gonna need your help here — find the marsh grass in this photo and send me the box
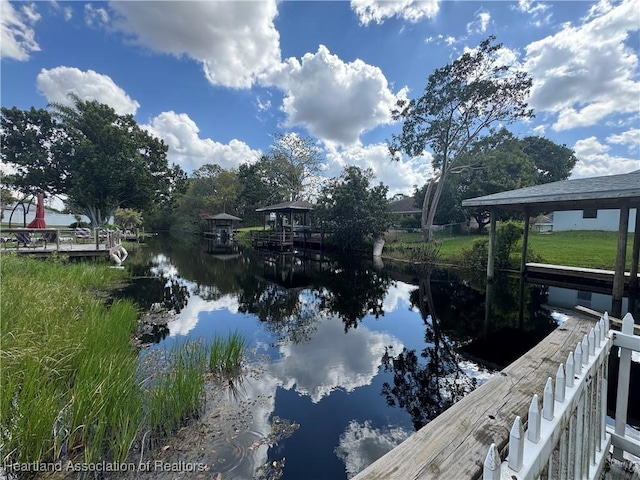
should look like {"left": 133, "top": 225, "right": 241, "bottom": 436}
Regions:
{"left": 0, "top": 255, "right": 217, "bottom": 466}
{"left": 146, "top": 341, "right": 208, "bottom": 437}
{"left": 209, "top": 331, "right": 247, "bottom": 378}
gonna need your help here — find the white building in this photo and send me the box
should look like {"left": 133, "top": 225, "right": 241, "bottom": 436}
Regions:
{"left": 553, "top": 208, "right": 637, "bottom": 232}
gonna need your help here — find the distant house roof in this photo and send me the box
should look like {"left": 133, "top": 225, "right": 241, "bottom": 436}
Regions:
{"left": 462, "top": 170, "right": 640, "bottom": 212}
{"left": 255, "top": 200, "right": 315, "bottom": 212}
{"left": 205, "top": 212, "right": 242, "bottom": 221}
{"left": 390, "top": 197, "right": 421, "bottom": 215}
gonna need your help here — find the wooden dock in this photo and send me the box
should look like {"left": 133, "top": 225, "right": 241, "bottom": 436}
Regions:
{"left": 526, "top": 262, "right": 633, "bottom": 290}
{"left": 2, "top": 228, "right": 120, "bottom": 259}
{"left": 353, "top": 313, "right": 596, "bottom": 480}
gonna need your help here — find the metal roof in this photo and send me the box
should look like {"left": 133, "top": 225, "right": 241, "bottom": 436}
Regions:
{"left": 205, "top": 212, "right": 242, "bottom": 221}
{"left": 462, "top": 170, "right": 640, "bottom": 212}
{"left": 255, "top": 200, "right": 315, "bottom": 212}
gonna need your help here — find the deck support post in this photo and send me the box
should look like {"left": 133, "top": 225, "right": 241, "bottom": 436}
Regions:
{"left": 487, "top": 208, "right": 497, "bottom": 282}
{"left": 518, "top": 210, "right": 531, "bottom": 326}
{"left": 628, "top": 208, "right": 640, "bottom": 315}
{"left": 612, "top": 202, "right": 630, "bottom": 318}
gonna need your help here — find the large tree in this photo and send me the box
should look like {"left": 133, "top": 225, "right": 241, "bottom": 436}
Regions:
{"left": 264, "top": 133, "right": 324, "bottom": 201}
{"left": 1, "top": 106, "right": 69, "bottom": 219}
{"left": 459, "top": 131, "right": 537, "bottom": 232}
{"left": 52, "top": 97, "right": 182, "bottom": 226}
{"left": 237, "top": 156, "right": 288, "bottom": 224}
{"left": 389, "top": 36, "right": 533, "bottom": 241}
{"left": 521, "top": 136, "right": 577, "bottom": 184}
{"left": 1, "top": 98, "right": 184, "bottom": 227}
{"left": 316, "top": 166, "right": 392, "bottom": 251}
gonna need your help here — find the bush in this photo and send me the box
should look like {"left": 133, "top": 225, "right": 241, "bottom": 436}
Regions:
{"left": 459, "top": 220, "right": 531, "bottom": 271}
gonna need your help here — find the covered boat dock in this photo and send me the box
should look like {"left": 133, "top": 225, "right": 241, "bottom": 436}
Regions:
{"left": 462, "top": 170, "right": 640, "bottom": 318}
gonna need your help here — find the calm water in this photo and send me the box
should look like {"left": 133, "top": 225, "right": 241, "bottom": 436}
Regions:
{"left": 115, "top": 236, "right": 575, "bottom": 479}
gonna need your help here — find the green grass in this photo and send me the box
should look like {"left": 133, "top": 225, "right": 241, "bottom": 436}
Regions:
{"left": 146, "top": 341, "right": 208, "bottom": 437}
{"left": 1, "top": 254, "right": 139, "bottom": 464}
{"left": 209, "top": 331, "right": 247, "bottom": 377}
{"left": 383, "top": 230, "right": 635, "bottom": 270}
{"left": 0, "top": 254, "right": 234, "bottom": 465}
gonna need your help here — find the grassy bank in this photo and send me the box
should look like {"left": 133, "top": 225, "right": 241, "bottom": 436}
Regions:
{"left": 1, "top": 254, "right": 246, "bottom": 467}
{"left": 384, "top": 230, "right": 635, "bottom": 270}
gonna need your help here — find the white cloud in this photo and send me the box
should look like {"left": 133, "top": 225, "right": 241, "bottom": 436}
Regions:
{"left": 524, "top": 0, "right": 640, "bottom": 131}
{"left": 109, "top": 1, "right": 281, "bottom": 89}
{"left": 324, "top": 143, "right": 432, "bottom": 196}
{"left": 36, "top": 67, "right": 140, "bottom": 116}
{"left": 572, "top": 136, "right": 640, "bottom": 178}
{"left": 515, "top": 0, "right": 550, "bottom": 15}
{"left": 467, "top": 11, "right": 491, "bottom": 34}
{"left": 335, "top": 421, "right": 410, "bottom": 479}
{"left": 168, "top": 293, "right": 239, "bottom": 337}
{"left": 264, "top": 45, "right": 406, "bottom": 145}
{"left": 142, "top": 111, "right": 261, "bottom": 173}
{"left": 606, "top": 128, "right": 640, "bottom": 152}
{"left": 382, "top": 281, "right": 418, "bottom": 314}
{"left": 272, "top": 318, "right": 403, "bottom": 403}
{"left": 0, "top": 0, "right": 40, "bottom": 61}
{"left": 350, "top": 0, "right": 439, "bottom": 25}
{"left": 84, "top": 3, "right": 109, "bottom": 27}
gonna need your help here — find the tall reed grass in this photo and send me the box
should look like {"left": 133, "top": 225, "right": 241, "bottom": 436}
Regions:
{"left": 1, "top": 255, "right": 249, "bottom": 466}
{"left": 209, "top": 330, "right": 247, "bottom": 377}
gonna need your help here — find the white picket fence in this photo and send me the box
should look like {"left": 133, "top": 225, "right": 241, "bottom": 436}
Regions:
{"left": 483, "top": 312, "right": 640, "bottom": 480}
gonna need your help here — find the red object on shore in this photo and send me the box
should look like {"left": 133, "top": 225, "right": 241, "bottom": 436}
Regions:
{"left": 27, "top": 193, "right": 47, "bottom": 228}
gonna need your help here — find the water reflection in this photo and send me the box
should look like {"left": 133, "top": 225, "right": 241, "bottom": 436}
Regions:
{"left": 118, "top": 237, "right": 587, "bottom": 479}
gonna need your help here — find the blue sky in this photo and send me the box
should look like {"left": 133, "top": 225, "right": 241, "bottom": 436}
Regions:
{"left": 2, "top": 0, "right": 639, "bottom": 197}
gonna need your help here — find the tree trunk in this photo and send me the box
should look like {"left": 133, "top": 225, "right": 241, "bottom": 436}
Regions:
{"left": 421, "top": 177, "right": 437, "bottom": 242}
{"left": 423, "top": 175, "right": 446, "bottom": 243}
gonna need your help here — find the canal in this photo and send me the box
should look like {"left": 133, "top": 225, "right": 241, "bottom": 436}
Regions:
{"left": 114, "top": 235, "right": 633, "bottom": 479}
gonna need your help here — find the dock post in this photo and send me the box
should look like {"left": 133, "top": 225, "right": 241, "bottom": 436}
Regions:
{"left": 518, "top": 210, "right": 531, "bottom": 326}
{"left": 487, "top": 209, "right": 496, "bottom": 282}
{"left": 612, "top": 202, "right": 630, "bottom": 318}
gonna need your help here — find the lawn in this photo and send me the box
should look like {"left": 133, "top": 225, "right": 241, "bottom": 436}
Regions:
{"left": 384, "top": 230, "right": 635, "bottom": 271}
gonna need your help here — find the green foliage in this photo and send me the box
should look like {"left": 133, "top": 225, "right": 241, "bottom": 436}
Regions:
{"left": 460, "top": 220, "right": 524, "bottom": 270}
{"left": 146, "top": 342, "right": 208, "bottom": 437}
{"left": 266, "top": 132, "right": 324, "bottom": 201}
{"left": 521, "top": 136, "right": 577, "bottom": 184}
{"left": 1, "top": 97, "right": 186, "bottom": 227}
{"left": 1, "top": 255, "right": 214, "bottom": 464}
{"left": 209, "top": 331, "right": 247, "bottom": 378}
{"left": 170, "top": 165, "right": 241, "bottom": 236}
{"left": 114, "top": 207, "right": 143, "bottom": 231}
{"left": 389, "top": 36, "right": 533, "bottom": 239}
{"left": 317, "top": 166, "right": 392, "bottom": 251}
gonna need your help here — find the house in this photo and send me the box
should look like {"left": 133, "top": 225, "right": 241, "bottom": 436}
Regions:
{"left": 553, "top": 208, "right": 637, "bottom": 232}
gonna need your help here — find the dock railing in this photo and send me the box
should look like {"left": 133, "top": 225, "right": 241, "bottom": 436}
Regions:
{"left": 484, "top": 312, "right": 640, "bottom": 480}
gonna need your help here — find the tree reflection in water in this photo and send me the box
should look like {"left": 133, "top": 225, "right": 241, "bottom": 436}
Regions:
{"left": 381, "top": 272, "right": 478, "bottom": 430}
{"left": 116, "top": 263, "right": 190, "bottom": 315}
{"left": 315, "top": 257, "right": 392, "bottom": 332}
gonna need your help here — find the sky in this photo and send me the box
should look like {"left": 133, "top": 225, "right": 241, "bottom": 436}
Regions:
{"left": 1, "top": 0, "right": 639, "bottom": 198}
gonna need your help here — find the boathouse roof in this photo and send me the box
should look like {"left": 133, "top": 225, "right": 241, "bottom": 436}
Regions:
{"left": 205, "top": 212, "right": 242, "bottom": 221}
{"left": 462, "top": 170, "right": 640, "bottom": 212}
{"left": 255, "top": 200, "right": 315, "bottom": 212}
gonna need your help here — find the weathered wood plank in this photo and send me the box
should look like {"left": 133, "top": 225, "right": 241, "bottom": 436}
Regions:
{"left": 353, "top": 314, "right": 595, "bottom": 480}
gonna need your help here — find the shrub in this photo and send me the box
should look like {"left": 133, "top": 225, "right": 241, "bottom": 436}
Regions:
{"left": 459, "top": 220, "right": 531, "bottom": 271}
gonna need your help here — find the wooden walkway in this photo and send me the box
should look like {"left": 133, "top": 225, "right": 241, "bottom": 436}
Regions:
{"left": 353, "top": 313, "right": 596, "bottom": 480}
{"left": 526, "top": 262, "right": 633, "bottom": 289}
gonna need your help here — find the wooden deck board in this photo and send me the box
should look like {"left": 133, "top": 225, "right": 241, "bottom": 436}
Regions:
{"left": 526, "top": 262, "right": 632, "bottom": 283}
{"left": 353, "top": 314, "right": 596, "bottom": 480}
